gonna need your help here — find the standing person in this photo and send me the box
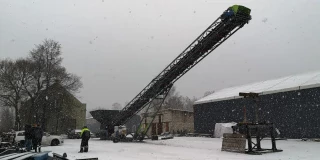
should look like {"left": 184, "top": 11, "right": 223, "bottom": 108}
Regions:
{"left": 79, "top": 126, "right": 91, "bottom": 153}
{"left": 31, "top": 124, "right": 42, "bottom": 152}
{"left": 34, "top": 124, "right": 43, "bottom": 152}
{"left": 24, "top": 124, "right": 32, "bottom": 151}
{"left": 105, "top": 125, "right": 108, "bottom": 139}
{"left": 10, "top": 129, "right": 16, "bottom": 144}
{"left": 31, "top": 124, "right": 37, "bottom": 152}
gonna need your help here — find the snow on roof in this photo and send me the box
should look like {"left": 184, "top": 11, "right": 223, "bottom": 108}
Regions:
{"left": 195, "top": 71, "right": 320, "bottom": 105}
{"left": 163, "top": 108, "right": 193, "bottom": 113}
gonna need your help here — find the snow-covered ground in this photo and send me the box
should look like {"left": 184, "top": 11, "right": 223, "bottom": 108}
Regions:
{"left": 42, "top": 137, "right": 319, "bottom": 160}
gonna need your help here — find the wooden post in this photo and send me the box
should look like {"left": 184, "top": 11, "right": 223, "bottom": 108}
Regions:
{"left": 256, "top": 128, "right": 262, "bottom": 150}
{"left": 243, "top": 105, "right": 247, "bottom": 123}
{"left": 270, "top": 124, "right": 277, "bottom": 151}
{"left": 246, "top": 125, "right": 253, "bottom": 153}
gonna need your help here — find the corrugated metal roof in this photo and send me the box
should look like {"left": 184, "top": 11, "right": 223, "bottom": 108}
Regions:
{"left": 195, "top": 71, "right": 320, "bottom": 105}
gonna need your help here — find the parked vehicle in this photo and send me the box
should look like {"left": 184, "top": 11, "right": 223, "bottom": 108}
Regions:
{"left": 90, "top": 132, "right": 96, "bottom": 138}
{"left": 15, "top": 131, "right": 64, "bottom": 146}
{"left": 159, "top": 132, "right": 174, "bottom": 140}
{"left": 67, "top": 129, "right": 81, "bottom": 139}
{"left": 67, "top": 129, "right": 96, "bottom": 139}
{"left": 1, "top": 132, "right": 16, "bottom": 144}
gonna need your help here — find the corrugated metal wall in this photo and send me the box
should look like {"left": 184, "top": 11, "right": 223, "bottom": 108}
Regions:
{"left": 194, "top": 87, "right": 320, "bottom": 138}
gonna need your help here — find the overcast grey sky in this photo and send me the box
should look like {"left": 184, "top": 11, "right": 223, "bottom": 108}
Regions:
{"left": 1, "top": 0, "right": 320, "bottom": 114}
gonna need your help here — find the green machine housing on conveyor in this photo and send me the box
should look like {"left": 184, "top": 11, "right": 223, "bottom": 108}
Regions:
{"left": 220, "top": 5, "right": 251, "bottom": 23}
{"left": 230, "top": 5, "right": 251, "bottom": 16}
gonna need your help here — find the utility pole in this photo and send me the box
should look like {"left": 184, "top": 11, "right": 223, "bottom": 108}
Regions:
{"left": 239, "top": 92, "right": 259, "bottom": 124}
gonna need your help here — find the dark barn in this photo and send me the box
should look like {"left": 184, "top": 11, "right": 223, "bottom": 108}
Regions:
{"left": 194, "top": 71, "right": 320, "bottom": 139}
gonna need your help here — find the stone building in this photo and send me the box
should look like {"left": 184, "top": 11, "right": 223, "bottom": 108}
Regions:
{"left": 142, "top": 108, "right": 194, "bottom": 136}
{"left": 20, "top": 83, "right": 86, "bottom": 134}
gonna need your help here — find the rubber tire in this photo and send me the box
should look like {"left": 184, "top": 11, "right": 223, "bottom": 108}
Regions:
{"left": 51, "top": 139, "right": 60, "bottom": 146}
{"left": 113, "top": 138, "right": 119, "bottom": 143}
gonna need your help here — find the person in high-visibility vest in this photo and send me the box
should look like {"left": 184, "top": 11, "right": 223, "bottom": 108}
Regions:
{"left": 79, "top": 126, "right": 91, "bottom": 153}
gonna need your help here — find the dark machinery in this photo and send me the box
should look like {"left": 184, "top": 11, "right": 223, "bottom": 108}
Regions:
{"left": 232, "top": 92, "right": 283, "bottom": 154}
{"left": 232, "top": 122, "right": 283, "bottom": 154}
{"left": 111, "top": 5, "right": 252, "bottom": 141}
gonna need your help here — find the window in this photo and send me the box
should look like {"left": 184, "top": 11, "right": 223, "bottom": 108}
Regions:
{"left": 17, "top": 132, "right": 25, "bottom": 136}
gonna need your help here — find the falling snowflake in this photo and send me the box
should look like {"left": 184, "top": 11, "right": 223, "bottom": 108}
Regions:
{"left": 262, "top": 18, "right": 268, "bottom": 23}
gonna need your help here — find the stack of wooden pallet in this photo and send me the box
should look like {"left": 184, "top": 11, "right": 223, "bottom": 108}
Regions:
{"left": 221, "top": 133, "right": 246, "bottom": 153}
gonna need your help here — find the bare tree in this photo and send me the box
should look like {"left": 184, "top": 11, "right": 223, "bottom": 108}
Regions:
{"left": 0, "top": 39, "right": 83, "bottom": 131}
{"left": 21, "top": 39, "right": 83, "bottom": 127}
{"left": 182, "top": 96, "right": 197, "bottom": 112}
{"left": 124, "top": 101, "right": 129, "bottom": 107}
{"left": 165, "top": 96, "right": 184, "bottom": 110}
{"left": 203, "top": 90, "right": 215, "bottom": 97}
{"left": 0, "top": 106, "right": 14, "bottom": 132}
{"left": 166, "top": 86, "right": 177, "bottom": 98}
{"left": 112, "top": 102, "right": 122, "bottom": 110}
{"left": 0, "top": 59, "right": 33, "bottom": 130}
{"left": 29, "top": 39, "right": 63, "bottom": 89}
{"left": 162, "top": 86, "right": 184, "bottom": 110}
{"left": 138, "top": 86, "right": 197, "bottom": 116}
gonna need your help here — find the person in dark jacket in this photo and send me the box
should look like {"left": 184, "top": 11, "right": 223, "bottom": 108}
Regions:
{"left": 24, "top": 124, "right": 32, "bottom": 151}
{"left": 105, "top": 125, "right": 109, "bottom": 139}
{"left": 37, "top": 124, "right": 43, "bottom": 144}
{"left": 36, "top": 124, "right": 43, "bottom": 152}
{"left": 31, "top": 124, "right": 43, "bottom": 152}
{"left": 79, "top": 126, "right": 91, "bottom": 153}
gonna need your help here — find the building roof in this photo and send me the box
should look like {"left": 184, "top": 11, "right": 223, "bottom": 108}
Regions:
{"left": 164, "top": 108, "right": 193, "bottom": 113}
{"left": 195, "top": 71, "right": 320, "bottom": 105}
{"left": 142, "top": 108, "right": 193, "bottom": 117}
